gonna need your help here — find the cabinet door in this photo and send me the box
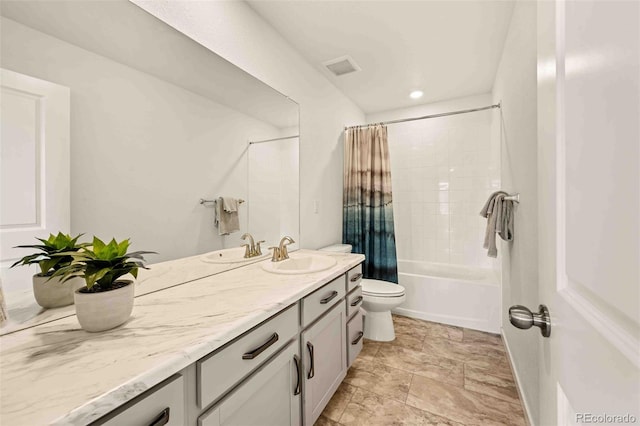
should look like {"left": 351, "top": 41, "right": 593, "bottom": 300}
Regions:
{"left": 198, "top": 340, "right": 301, "bottom": 426}
{"left": 346, "top": 310, "right": 364, "bottom": 367}
{"left": 301, "top": 302, "right": 347, "bottom": 425}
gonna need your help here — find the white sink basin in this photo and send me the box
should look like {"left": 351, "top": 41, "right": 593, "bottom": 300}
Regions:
{"left": 261, "top": 254, "right": 337, "bottom": 275}
{"left": 201, "top": 247, "right": 270, "bottom": 264}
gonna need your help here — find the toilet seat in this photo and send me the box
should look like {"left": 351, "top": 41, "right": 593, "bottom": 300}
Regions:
{"left": 361, "top": 279, "right": 405, "bottom": 297}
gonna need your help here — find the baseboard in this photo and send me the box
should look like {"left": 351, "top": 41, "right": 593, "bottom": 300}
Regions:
{"left": 392, "top": 307, "right": 499, "bottom": 334}
{"left": 501, "top": 328, "right": 535, "bottom": 426}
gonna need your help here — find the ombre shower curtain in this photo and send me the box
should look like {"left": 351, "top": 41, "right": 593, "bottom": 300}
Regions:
{"left": 343, "top": 124, "right": 398, "bottom": 283}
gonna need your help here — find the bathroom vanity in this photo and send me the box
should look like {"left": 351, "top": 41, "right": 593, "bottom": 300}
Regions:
{"left": 0, "top": 250, "right": 365, "bottom": 426}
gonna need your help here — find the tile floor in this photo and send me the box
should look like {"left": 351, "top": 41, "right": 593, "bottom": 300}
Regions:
{"left": 315, "top": 315, "right": 526, "bottom": 426}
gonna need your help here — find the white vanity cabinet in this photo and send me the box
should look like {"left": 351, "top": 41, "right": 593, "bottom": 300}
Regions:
{"left": 301, "top": 302, "right": 347, "bottom": 425}
{"left": 197, "top": 340, "right": 301, "bottom": 426}
{"left": 90, "top": 261, "right": 364, "bottom": 426}
{"left": 95, "top": 375, "right": 185, "bottom": 426}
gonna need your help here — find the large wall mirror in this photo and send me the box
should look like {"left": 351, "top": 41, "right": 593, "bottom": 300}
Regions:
{"left": 0, "top": 1, "right": 299, "bottom": 331}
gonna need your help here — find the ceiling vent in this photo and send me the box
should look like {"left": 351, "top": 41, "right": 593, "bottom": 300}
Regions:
{"left": 322, "top": 55, "right": 361, "bottom": 76}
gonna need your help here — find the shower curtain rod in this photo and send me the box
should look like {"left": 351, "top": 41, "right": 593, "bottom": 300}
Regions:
{"left": 344, "top": 103, "right": 501, "bottom": 130}
{"left": 248, "top": 135, "right": 299, "bottom": 145}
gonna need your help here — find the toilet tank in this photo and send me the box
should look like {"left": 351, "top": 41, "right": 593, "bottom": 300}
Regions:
{"left": 319, "top": 244, "right": 352, "bottom": 253}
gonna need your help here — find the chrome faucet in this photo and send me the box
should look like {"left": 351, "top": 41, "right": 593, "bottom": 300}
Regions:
{"left": 241, "top": 233, "right": 265, "bottom": 258}
{"left": 269, "top": 236, "right": 295, "bottom": 262}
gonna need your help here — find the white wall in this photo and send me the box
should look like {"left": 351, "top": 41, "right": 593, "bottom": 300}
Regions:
{"left": 1, "top": 17, "right": 283, "bottom": 262}
{"left": 367, "top": 94, "right": 500, "bottom": 270}
{"left": 132, "top": 1, "right": 366, "bottom": 250}
{"left": 248, "top": 137, "right": 299, "bottom": 248}
{"left": 491, "top": 1, "right": 539, "bottom": 424}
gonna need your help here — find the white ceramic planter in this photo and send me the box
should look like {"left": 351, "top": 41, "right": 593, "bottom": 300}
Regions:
{"left": 74, "top": 280, "right": 135, "bottom": 332}
{"left": 33, "top": 274, "right": 85, "bottom": 309}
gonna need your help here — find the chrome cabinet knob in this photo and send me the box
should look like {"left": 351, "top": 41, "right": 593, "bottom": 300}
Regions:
{"left": 509, "top": 304, "right": 551, "bottom": 337}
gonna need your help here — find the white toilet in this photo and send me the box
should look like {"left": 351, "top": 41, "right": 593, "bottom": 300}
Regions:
{"left": 320, "top": 244, "right": 406, "bottom": 341}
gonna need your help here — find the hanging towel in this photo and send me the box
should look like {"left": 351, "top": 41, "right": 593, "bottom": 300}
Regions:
{"left": 214, "top": 197, "right": 240, "bottom": 235}
{"left": 222, "top": 197, "right": 238, "bottom": 213}
{"left": 480, "top": 191, "right": 514, "bottom": 258}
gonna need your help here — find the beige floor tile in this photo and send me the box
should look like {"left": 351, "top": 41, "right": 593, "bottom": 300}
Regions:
{"left": 359, "top": 339, "right": 382, "bottom": 361}
{"left": 423, "top": 321, "right": 464, "bottom": 342}
{"left": 407, "top": 375, "right": 525, "bottom": 426}
{"left": 462, "top": 328, "right": 504, "bottom": 349}
{"left": 322, "top": 381, "right": 357, "bottom": 422}
{"left": 340, "top": 388, "right": 459, "bottom": 426}
{"left": 314, "top": 415, "right": 343, "bottom": 426}
{"left": 375, "top": 345, "right": 464, "bottom": 387}
{"left": 344, "top": 357, "right": 413, "bottom": 402}
{"left": 393, "top": 315, "right": 429, "bottom": 339}
{"left": 464, "top": 364, "right": 519, "bottom": 404}
{"left": 380, "top": 333, "right": 426, "bottom": 351}
{"left": 422, "top": 335, "right": 511, "bottom": 374}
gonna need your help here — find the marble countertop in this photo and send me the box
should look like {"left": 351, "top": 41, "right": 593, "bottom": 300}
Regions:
{"left": 0, "top": 250, "right": 364, "bottom": 426}
{"left": 1, "top": 249, "right": 268, "bottom": 335}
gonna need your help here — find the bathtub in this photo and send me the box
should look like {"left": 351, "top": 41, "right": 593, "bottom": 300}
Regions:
{"left": 392, "top": 260, "right": 501, "bottom": 333}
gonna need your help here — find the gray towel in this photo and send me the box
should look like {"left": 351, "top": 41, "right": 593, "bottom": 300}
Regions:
{"left": 222, "top": 197, "right": 238, "bottom": 213}
{"left": 214, "top": 197, "right": 240, "bottom": 235}
{"left": 480, "top": 191, "right": 514, "bottom": 258}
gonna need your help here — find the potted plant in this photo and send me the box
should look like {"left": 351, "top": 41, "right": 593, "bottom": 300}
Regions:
{"left": 53, "top": 237, "right": 154, "bottom": 332}
{"left": 11, "top": 233, "right": 88, "bottom": 309}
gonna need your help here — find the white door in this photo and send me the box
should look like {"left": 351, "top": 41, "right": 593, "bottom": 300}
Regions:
{"left": 537, "top": 1, "right": 639, "bottom": 425}
{"left": 0, "top": 69, "right": 70, "bottom": 297}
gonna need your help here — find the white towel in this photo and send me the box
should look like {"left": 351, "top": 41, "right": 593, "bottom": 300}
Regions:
{"left": 214, "top": 197, "right": 240, "bottom": 235}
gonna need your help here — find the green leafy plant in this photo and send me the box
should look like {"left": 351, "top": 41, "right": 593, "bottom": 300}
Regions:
{"left": 52, "top": 237, "right": 155, "bottom": 293}
{"left": 10, "top": 232, "right": 88, "bottom": 276}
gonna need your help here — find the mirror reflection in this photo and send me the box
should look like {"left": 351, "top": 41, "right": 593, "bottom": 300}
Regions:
{"left": 0, "top": 0, "right": 299, "bottom": 331}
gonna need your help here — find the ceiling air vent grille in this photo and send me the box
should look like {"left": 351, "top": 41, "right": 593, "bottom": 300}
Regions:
{"left": 323, "top": 55, "right": 361, "bottom": 76}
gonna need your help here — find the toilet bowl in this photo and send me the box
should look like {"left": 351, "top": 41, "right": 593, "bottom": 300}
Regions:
{"left": 320, "top": 244, "right": 405, "bottom": 342}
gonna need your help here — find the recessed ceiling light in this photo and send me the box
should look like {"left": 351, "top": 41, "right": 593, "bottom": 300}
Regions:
{"left": 410, "top": 90, "right": 424, "bottom": 99}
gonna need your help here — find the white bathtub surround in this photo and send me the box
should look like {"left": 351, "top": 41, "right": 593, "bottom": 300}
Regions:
{"left": 74, "top": 281, "right": 135, "bottom": 332}
{"left": 367, "top": 94, "right": 500, "bottom": 271}
{"left": 393, "top": 260, "right": 500, "bottom": 333}
{"left": 0, "top": 250, "right": 364, "bottom": 426}
{"left": 32, "top": 275, "right": 84, "bottom": 309}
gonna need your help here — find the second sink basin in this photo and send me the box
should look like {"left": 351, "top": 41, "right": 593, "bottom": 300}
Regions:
{"left": 261, "top": 254, "right": 337, "bottom": 275}
{"left": 201, "top": 247, "right": 270, "bottom": 264}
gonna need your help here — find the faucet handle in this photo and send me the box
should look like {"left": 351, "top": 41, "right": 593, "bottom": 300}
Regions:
{"left": 255, "top": 240, "right": 266, "bottom": 255}
{"left": 241, "top": 244, "right": 251, "bottom": 259}
{"left": 268, "top": 246, "right": 280, "bottom": 262}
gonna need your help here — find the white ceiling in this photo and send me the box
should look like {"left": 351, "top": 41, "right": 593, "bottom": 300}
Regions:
{"left": 248, "top": 1, "right": 515, "bottom": 114}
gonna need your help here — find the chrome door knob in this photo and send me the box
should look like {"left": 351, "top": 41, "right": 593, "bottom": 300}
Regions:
{"left": 509, "top": 304, "right": 551, "bottom": 337}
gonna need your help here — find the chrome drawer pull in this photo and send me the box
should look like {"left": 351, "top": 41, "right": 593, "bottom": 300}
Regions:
{"left": 350, "top": 296, "right": 363, "bottom": 306}
{"left": 307, "top": 342, "right": 315, "bottom": 379}
{"left": 350, "top": 273, "right": 363, "bottom": 282}
{"left": 149, "top": 407, "right": 170, "bottom": 426}
{"left": 320, "top": 290, "right": 338, "bottom": 304}
{"left": 351, "top": 331, "right": 364, "bottom": 345}
{"left": 242, "top": 333, "right": 279, "bottom": 360}
{"left": 293, "top": 354, "right": 301, "bottom": 395}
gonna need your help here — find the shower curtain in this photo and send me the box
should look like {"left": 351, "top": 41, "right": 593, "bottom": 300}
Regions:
{"left": 343, "top": 124, "right": 398, "bottom": 283}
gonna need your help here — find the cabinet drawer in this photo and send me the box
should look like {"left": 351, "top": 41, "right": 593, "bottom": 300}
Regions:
{"left": 197, "top": 304, "right": 299, "bottom": 408}
{"left": 302, "top": 276, "right": 345, "bottom": 328}
{"left": 346, "top": 310, "right": 364, "bottom": 367}
{"left": 198, "top": 340, "right": 301, "bottom": 426}
{"left": 346, "top": 264, "right": 363, "bottom": 293}
{"left": 96, "top": 375, "right": 184, "bottom": 426}
{"left": 346, "top": 286, "right": 363, "bottom": 319}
